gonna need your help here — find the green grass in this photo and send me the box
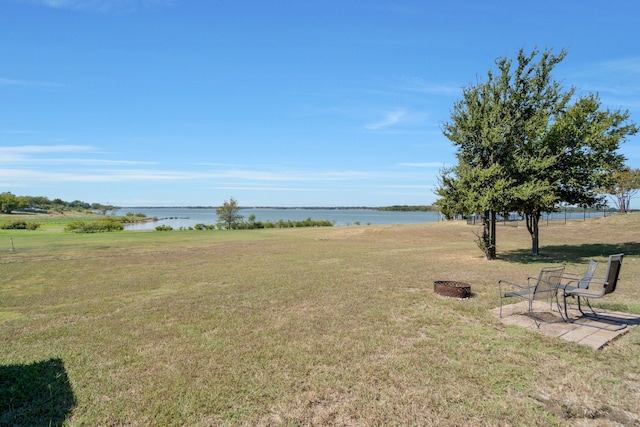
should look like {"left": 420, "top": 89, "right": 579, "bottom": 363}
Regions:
{"left": 1, "top": 213, "right": 639, "bottom": 426}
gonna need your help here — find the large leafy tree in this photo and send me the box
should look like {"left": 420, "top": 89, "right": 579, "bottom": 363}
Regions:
{"left": 0, "top": 192, "right": 26, "bottom": 214}
{"left": 437, "top": 48, "right": 637, "bottom": 257}
{"left": 436, "top": 70, "right": 516, "bottom": 259}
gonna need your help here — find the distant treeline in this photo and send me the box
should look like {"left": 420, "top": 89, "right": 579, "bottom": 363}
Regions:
{"left": 0, "top": 192, "right": 117, "bottom": 214}
{"left": 119, "top": 205, "right": 440, "bottom": 211}
{"left": 375, "top": 205, "right": 438, "bottom": 212}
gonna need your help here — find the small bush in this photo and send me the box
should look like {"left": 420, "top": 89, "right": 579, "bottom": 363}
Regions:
{"left": 0, "top": 220, "right": 41, "bottom": 230}
{"left": 65, "top": 219, "right": 124, "bottom": 233}
{"left": 194, "top": 223, "right": 216, "bottom": 230}
{"left": 155, "top": 225, "right": 173, "bottom": 231}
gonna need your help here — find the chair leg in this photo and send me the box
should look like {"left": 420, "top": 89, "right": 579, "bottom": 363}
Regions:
{"left": 567, "top": 296, "right": 627, "bottom": 331}
{"left": 555, "top": 292, "right": 568, "bottom": 322}
{"left": 563, "top": 292, "right": 572, "bottom": 322}
{"left": 584, "top": 297, "right": 597, "bottom": 316}
{"left": 576, "top": 296, "right": 586, "bottom": 316}
{"left": 528, "top": 299, "right": 542, "bottom": 329}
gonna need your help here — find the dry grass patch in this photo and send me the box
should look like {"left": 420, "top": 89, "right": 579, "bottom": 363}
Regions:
{"left": 1, "top": 215, "right": 639, "bottom": 425}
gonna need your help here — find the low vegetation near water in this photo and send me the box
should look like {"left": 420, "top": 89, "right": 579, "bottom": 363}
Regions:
{"left": 1, "top": 212, "right": 639, "bottom": 425}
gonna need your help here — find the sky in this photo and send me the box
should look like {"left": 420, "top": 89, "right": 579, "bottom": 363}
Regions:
{"left": 1, "top": 0, "right": 639, "bottom": 207}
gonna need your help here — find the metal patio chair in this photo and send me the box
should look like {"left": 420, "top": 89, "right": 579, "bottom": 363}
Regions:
{"left": 499, "top": 266, "right": 566, "bottom": 327}
{"left": 562, "top": 254, "right": 624, "bottom": 326}
{"left": 560, "top": 259, "right": 599, "bottom": 294}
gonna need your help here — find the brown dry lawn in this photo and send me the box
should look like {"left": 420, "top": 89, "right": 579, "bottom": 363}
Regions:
{"left": 1, "top": 212, "right": 639, "bottom": 426}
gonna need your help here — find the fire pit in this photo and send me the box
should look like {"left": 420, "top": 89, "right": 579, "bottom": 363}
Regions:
{"left": 434, "top": 281, "right": 471, "bottom": 299}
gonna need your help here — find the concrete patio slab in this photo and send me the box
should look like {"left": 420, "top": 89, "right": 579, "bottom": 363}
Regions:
{"left": 491, "top": 301, "right": 639, "bottom": 350}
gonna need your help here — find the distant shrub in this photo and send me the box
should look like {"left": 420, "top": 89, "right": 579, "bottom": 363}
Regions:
{"left": 119, "top": 213, "right": 150, "bottom": 224}
{"left": 155, "top": 225, "right": 173, "bottom": 231}
{"left": 0, "top": 220, "right": 41, "bottom": 230}
{"left": 65, "top": 219, "right": 124, "bottom": 233}
{"left": 194, "top": 223, "right": 216, "bottom": 230}
{"left": 230, "top": 217, "right": 334, "bottom": 229}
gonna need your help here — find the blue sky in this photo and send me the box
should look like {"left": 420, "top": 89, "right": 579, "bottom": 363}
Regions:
{"left": 1, "top": 0, "right": 639, "bottom": 207}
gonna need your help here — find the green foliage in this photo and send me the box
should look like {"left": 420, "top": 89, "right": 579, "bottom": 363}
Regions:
{"left": 125, "top": 212, "right": 147, "bottom": 218}
{"left": 118, "top": 213, "right": 149, "bottom": 223}
{"left": 376, "top": 205, "right": 436, "bottom": 212}
{"left": 216, "top": 198, "right": 243, "bottom": 230}
{"left": 240, "top": 217, "right": 334, "bottom": 229}
{"left": 0, "top": 220, "right": 41, "bottom": 230}
{"left": 155, "top": 225, "right": 174, "bottom": 231}
{"left": 601, "top": 167, "right": 640, "bottom": 213}
{"left": 0, "top": 192, "right": 26, "bottom": 214}
{"left": 437, "top": 47, "right": 638, "bottom": 256}
{"left": 4, "top": 194, "right": 117, "bottom": 213}
{"left": 65, "top": 219, "right": 124, "bottom": 233}
{"left": 194, "top": 223, "right": 216, "bottom": 230}
{"left": 192, "top": 217, "right": 334, "bottom": 230}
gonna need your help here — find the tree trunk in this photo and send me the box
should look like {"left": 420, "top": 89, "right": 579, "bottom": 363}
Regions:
{"left": 489, "top": 210, "right": 496, "bottom": 259}
{"left": 525, "top": 212, "right": 541, "bottom": 256}
{"left": 481, "top": 210, "right": 497, "bottom": 260}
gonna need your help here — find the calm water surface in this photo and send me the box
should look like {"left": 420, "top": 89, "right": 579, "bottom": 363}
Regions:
{"left": 117, "top": 208, "right": 441, "bottom": 230}
{"left": 116, "top": 207, "right": 611, "bottom": 231}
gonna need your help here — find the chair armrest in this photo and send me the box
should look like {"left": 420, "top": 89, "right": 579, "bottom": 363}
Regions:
{"left": 565, "top": 286, "right": 607, "bottom": 298}
{"left": 498, "top": 279, "right": 528, "bottom": 291}
{"left": 558, "top": 278, "right": 580, "bottom": 290}
{"left": 563, "top": 278, "right": 607, "bottom": 295}
{"left": 561, "top": 272, "right": 584, "bottom": 280}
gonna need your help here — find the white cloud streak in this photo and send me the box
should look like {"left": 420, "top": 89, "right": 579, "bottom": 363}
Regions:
{"left": 366, "top": 109, "right": 408, "bottom": 130}
{"left": 566, "top": 57, "right": 640, "bottom": 109}
{"left": 28, "top": 0, "right": 175, "bottom": 13}
{"left": 0, "top": 145, "right": 434, "bottom": 198}
{"left": 0, "top": 145, "right": 97, "bottom": 162}
{"left": 397, "top": 78, "right": 461, "bottom": 96}
{"left": 397, "top": 162, "right": 446, "bottom": 168}
{"left": 0, "top": 144, "right": 93, "bottom": 154}
{"left": 0, "top": 166, "right": 420, "bottom": 185}
{"left": 0, "top": 77, "right": 63, "bottom": 87}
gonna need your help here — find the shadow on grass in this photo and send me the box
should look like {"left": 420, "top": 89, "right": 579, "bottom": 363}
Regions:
{"left": 499, "top": 242, "right": 640, "bottom": 264}
{"left": 0, "top": 358, "right": 76, "bottom": 427}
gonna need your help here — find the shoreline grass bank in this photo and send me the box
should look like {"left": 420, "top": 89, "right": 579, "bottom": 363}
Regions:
{"left": 1, "top": 213, "right": 639, "bottom": 425}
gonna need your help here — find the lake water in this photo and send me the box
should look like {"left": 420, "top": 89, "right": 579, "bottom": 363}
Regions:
{"left": 115, "top": 207, "right": 613, "bottom": 231}
{"left": 117, "top": 208, "right": 442, "bottom": 230}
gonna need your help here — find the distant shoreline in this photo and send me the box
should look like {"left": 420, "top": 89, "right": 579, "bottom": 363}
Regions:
{"left": 120, "top": 205, "right": 438, "bottom": 212}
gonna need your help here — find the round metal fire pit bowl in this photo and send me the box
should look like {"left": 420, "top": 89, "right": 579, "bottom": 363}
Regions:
{"left": 434, "top": 281, "right": 471, "bottom": 299}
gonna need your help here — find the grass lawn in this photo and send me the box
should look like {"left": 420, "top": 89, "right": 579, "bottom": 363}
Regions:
{"left": 1, "top": 212, "right": 639, "bottom": 426}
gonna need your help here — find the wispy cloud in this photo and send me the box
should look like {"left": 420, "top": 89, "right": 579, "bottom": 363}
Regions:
{"left": 366, "top": 109, "right": 408, "bottom": 130}
{"left": 25, "top": 0, "right": 175, "bottom": 13}
{"left": 211, "top": 186, "right": 328, "bottom": 193}
{"left": 0, "top": 144, "right": 93, "bottom": 154}
{"left": 0, "top": 168, "right": 198, "bottom": 183}
{"left": 364, "top": 108, "right": 431, "bottom": 132}
{"left": 208, "top": 169, "right": 372, "bottom": 182}
{"left": 0, "top": 165, "right": 400, "bottom": 186}
{"left": 0, "top": 145, "right": 93, "bottom": 161}
{"left": 0, "top": 77, "right": 63, "bottom": 88}
{"left": 396, "top": 162, "right": 447, "bottom": 168}
{"left": 397, "top": 78, "right": 461, "bottom": 96}
{"left": 567, "top": 57, "right": 640, "bottom": 109}
{"left": 598, "top": 57, "right": 640, "bottom": 76}
{"left": 0, "top": 145, "right": 436, "bottom": 202}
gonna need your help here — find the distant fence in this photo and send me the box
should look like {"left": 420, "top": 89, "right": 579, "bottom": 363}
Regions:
{"left": 466, "top": 208, "right": 618, "bottom": 226}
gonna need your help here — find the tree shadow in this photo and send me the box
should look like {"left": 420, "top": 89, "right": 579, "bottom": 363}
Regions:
{"left": 498, "top": 242, "right": 640, "bottom": 264}
{"left": 0, "top": 358, "right": 76, "bottom": 427}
